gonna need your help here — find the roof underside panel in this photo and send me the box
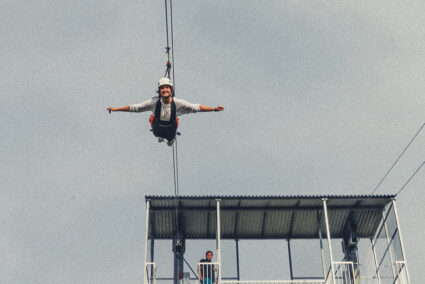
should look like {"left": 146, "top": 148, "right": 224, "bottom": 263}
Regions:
{"left": 146, "top": 195, "right": 394, "bottom": 240}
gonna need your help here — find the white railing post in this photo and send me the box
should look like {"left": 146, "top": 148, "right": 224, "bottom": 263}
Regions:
{"left": 144, "top": 263, "right": 157, "bottom": 284}
{"left": 332, "top": 262, "right": 355, "bottom": 284}
{"left": 317, "top": 212, "right": 327, "bottom": 279}
{"left": 322, "top": 198, "right": 336, "bottom": 284}
{"left": 199, "top": 262, "right": 219, "bottom": 284}
{"left": 216, "top": 199, "right": 222, "bottom": 284}
{"left": 370, "top": 238, "right": 382, "bottom": 284}
{"left": 396, "top": 261, "right": 408, "bottom": 284}
{"left": 220, "top": 280, "right": 326, "bottom": 284}
{"left": 144, "top": 200, "right": 151, "bottom": 284}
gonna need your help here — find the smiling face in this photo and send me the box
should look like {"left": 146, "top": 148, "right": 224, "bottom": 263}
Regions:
{"left": 159, "top": 85, "right": 172, "bottom": 99}
{"left": 206, "top": 251, "right": 213, "bottom": 261}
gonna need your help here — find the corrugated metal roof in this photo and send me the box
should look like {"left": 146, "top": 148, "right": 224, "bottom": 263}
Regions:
{"left": 145, "top": 195, "right": 394, "bottom": 240}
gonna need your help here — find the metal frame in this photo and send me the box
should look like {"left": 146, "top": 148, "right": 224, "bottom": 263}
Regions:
{"left": 235, "top": 239, "right": 240, "bottom": 281}
{"left": 382, "top": 209, "right": 397, "bottom": 280}
{"left": 221, "top": 281, "right": 325, "bottom": 284}
{"left": 370, "top": 238, "right": 382, "bottom": 284}
{"left": 392, "top": 199, "right": 410, "bottom": 283}
{"left": 287, "top": 240, "right": 294, "bottom": 280}
{"left": 143, "top": 196, "right": 410, "bottom": 284}
{"left": 216, "top": 199, "right": 222, "bottom": 284}
{"left": 322, "top": 198, "right": 336, "bottom": 284}
{"left": 317, "top": 211, "right": 327, "bottom": 279}
{"left": 144, "top": 200, "right": 151, "bottom": 284}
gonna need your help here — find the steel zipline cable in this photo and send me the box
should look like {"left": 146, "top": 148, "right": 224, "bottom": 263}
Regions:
{"left": 371, "top": 122, "right": 425, "bottom": 194}
{"left": 163, "top": 0, "right": 179, "bottom": 198}
{"left": 395, "top": 160, "right": 424, "bottom": 196}
{"left": 164, "top": 0, "right": 181, "bottom": 249}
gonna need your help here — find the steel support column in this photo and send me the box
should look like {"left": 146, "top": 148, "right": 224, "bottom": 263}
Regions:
{"left": 317, "top": 211, "right": 326, "bottom": 279}
{"left": 216, "top": 199, "right": 222, "bottom": 284}
{"left": 322, "top": 198, "right": 335, "bottom": 284}
{"left": 287, "top": 239, "right": 294, "bottom": 280}
{"left": 144, "top": 201, "right": 151, "bottom": 284}
{"left": 235, "top": 239, "right": 240, "bottom": 281}
{"left": 370, "top": 238, "right": 382, "bottom": 284}
{"left": 392, "top": 199, "right": 411, "bottom": 283}
{"left": 150, "top": 239, "right": 155, "bottom": 281}
{"left": 382, "top": 210, "right": 397, "bottom": 280}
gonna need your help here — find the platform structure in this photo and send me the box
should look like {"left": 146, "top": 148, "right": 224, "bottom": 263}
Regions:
{"left": 143, "top": 195, "right": 410, "bottom": 284}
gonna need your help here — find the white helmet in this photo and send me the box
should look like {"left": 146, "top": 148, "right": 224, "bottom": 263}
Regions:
{"left": 158, "top": 77, "right": 173, "bottom": 89}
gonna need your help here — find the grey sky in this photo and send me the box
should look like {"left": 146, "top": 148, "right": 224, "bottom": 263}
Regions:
{"left": 1, "top": 0, "right": 424, "bottom": 283}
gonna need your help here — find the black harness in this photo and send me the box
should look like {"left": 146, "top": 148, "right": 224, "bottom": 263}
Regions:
{"left": 151, "top": 98, "right": 178, "bottom": 141}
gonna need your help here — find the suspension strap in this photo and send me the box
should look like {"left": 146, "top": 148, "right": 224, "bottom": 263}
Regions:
{"left": 164, "top": 0, "right": 176, "bottom": 97}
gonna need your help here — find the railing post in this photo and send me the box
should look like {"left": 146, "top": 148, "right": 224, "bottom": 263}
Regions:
{"left": 216, "top": 199, "right": 222, "bottom": 284}
{"left": 322, "top": 198, "right": 335, "bottom": 284}
{"left": 370, "top": 238, "right": 382, "bottom": 284}
{"left": 392, "top": 199, "right": 411, "bottom": 284}
{"left": 144, "top": 200, "right": 151, "bottom": 284}
{"left": 317, "top": 211, "right": 327, "bottom": 279}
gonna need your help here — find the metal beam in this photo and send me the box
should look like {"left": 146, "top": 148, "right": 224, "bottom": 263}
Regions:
{"left": 235, "top": 239, "right": 240, "bottom": 281}
{"left": 288, "top": 201, "right": 300, "bottom": 238}
{"left": 370, "top": 238, "right": 382, "bottom": 284}
{"left": 151, "top": 232, "right": 380, "bottom": 240}
{"left": 216, "top": 199, "right": 222, "bottom": 284}
{"left": 392, "top": 199, "right": 411, "bottom": 283}
{"left": 234, "top": 200, "right": 241, "bottom": 240}
{"left": 317, "top": 211, "right": 326, "bottom": 279}
{"left": 150, "top": 239, "right": 155, "bottom": 281}
{"left": 287, "top": 239, "right": 294, "bottom": 280}
{"left": 144, "top": 201, "right": 150, "bottom": 284}
{"left": 149, "top": 205, "right": 384, "bottom": 212}
{"left": 261, "top": 201, "right": 270, "bottom": 237}
{"left": 322, "top": 198, "right": 335, "bottom": 284}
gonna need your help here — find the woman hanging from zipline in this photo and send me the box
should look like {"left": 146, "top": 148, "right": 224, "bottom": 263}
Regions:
{"left": 107, "top": 77, "right": 224, "bottom": 146}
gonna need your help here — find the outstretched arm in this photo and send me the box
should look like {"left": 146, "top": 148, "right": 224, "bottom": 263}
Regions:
{"left": 107, "top": 106, "right": 130, "bottom": 113}
{"left": 199, "top": 105, "right": 224, "bottom": 112}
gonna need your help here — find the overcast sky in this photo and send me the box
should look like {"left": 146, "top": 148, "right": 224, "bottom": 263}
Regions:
{"left": 1, "top": 0, "right": 424, "bottom": 283}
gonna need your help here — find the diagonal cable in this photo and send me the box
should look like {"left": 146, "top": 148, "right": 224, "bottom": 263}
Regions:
{"left": 372, "top": 122, "right": 425, "bottom": 194}
{"left": 396, "top": 160, "right": 425, "bottom": 195}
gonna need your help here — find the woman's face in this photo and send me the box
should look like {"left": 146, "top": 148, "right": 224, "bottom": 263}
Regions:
{"left": 159, "top": 85, "right": 172, "bottom": 98}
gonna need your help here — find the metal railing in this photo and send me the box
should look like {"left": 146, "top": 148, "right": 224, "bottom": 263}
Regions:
{"left": 198, "top": 262, "right": 219, "bottom": 284}
{"left": 144, "top": 262, "right": 367, "bottom": 284}
{"left": 332, "top": 262, "right": 355, "bottom": 284}
{"left": 395, "top": 261, "right": 408, "bottom": 284}
{"left": 221, "top": 280, "right": 325, "bottom": 284}
{"left": 145, "top": 262, "right": 157, "bottom": 284}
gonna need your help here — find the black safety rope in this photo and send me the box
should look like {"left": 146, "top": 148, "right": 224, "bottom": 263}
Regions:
{"left": 164, "top": 0, "right": 176, "bottom": 95}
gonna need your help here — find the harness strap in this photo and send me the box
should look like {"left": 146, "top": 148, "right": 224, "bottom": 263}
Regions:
{"left": 150, "top": 98, "right": 179, "bottom": 141}
{"left": 151, "top": 98, "right": 178, "bottom": 127}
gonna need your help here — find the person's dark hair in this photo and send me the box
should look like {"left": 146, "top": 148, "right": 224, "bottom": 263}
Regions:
{"left": 206, "top": 250, "right": 213, "bottom": 256}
